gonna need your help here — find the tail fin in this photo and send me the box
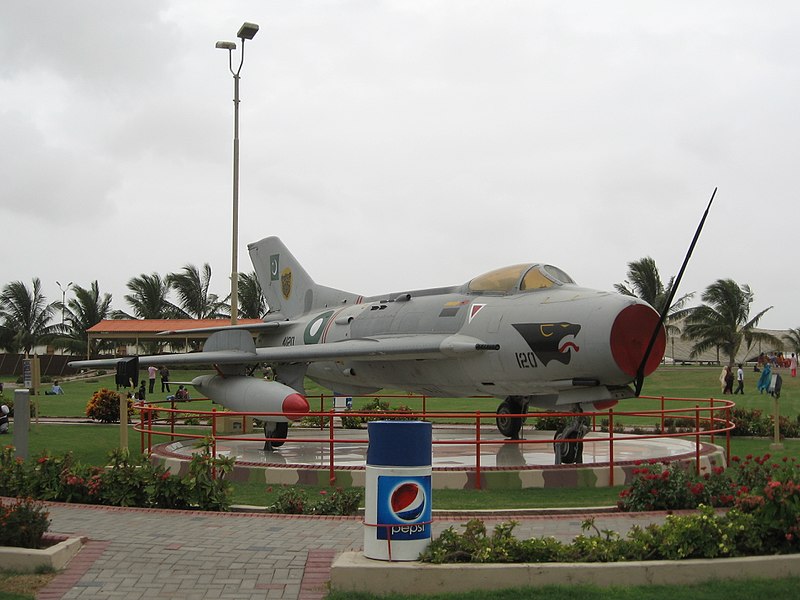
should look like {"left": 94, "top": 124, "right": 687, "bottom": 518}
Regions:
{"left": 248, "top": 236, "right": 362, "bottom": 319}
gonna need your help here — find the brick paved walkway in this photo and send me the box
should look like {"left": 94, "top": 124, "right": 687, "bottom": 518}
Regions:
{"left": 38, "top": 503, "right": 670, "bottom": 599}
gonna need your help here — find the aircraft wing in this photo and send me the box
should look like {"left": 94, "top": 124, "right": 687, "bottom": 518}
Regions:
{"left": 69, "top": 334, "right": 499, "bottom": 370}
{"left": 155, "top": 320, "right": 294, "bottom": 336}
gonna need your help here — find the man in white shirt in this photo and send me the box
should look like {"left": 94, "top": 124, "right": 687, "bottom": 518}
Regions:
{"left": 734, "top": 364, "right": 744, "bottom": 395}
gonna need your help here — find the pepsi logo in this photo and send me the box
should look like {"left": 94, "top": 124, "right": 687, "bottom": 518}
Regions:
{"left": 390, "top": 482, "right": 426, "bottom": 522}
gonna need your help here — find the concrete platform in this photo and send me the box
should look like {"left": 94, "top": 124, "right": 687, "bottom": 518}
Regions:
{"left": 149, "top": 425, "right": 726, "bottom": 489}
{"left": 331, "top": 551, "right": 800, "bottom": 594}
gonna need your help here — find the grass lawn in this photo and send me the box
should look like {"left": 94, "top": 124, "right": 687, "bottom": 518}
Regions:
{"left": 324, "top": 577, "right": 800, "bottom": 600}
{"left": 3, "top": 364, "right": 797, "bottom": 422}
{"left": 0, "top": 366, "right": 798, "bottom": 600}
{"left": 1, "top": 365, "right": 797, "bottom": 510}
{"left": 0, "top": 572, "right": 54, "bottom": 600}
{"left": 7, "top": 417, "right": 791, "bottom": 509}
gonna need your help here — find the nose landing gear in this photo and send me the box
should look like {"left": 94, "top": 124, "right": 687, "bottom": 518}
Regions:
{"left": 553, "top": 411, "right": 590, "bottom": 465}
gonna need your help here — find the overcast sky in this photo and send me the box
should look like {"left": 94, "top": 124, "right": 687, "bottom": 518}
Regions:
{"left": 2, "top": 1, "right": 798, "bottom": 330}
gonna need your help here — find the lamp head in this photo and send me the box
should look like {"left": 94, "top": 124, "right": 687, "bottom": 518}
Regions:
{"left": 237, "top": 22, "right": 259, "bottom": 40}
{"left": 215, "top": 41, "right": 236, "bottom": 50}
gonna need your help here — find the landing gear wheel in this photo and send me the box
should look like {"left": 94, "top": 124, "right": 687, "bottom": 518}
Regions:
{"left": 553, "top": 430, "right": 583, "bottom": 464}
{"left": 553, "top": 414, "right": 589, "bottom": 465}
{"left": 263, "top": 421, "right": 289, "bottom": 452}
{"left": 496, "top": 399, "right": 523, "bottom": 440}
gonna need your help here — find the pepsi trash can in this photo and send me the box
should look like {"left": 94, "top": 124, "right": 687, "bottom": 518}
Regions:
{"left": 364, "top": 421, "right": 432, "bottom": 561}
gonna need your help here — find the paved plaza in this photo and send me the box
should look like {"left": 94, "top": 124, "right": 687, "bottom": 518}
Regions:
{"left": 36, "top": 502, "right": 671, "bottom": 599}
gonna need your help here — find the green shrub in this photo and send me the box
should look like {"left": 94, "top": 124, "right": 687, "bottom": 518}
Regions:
{"left": 86, "top": 388, "right": 134, "bottom": 423}
{"left": 359, "top": 399, "right": 415, "bottom": 422}
{"left": 98, "top": 449, "right": 151, "bottom": 507}
{"left": 730, "top": 408, "right": 772, "bottom": 437}
{"left": 340, "top": 409, "right": 364, "bottom": 429}
{"left": 147, "top": 465, "right": 191, "bottom": 510}
{"left": 0, "top": 445, "right": 26, "bottom": 497}
{"left": 269, "top": 486, "right": 309, "bottom": 514}
{"left": 534, "top": 412, "right": 570, "bottom": 432}
{"left": 597, "top": 418, "right": 625, "bottom": 433}
{"left": 0, "top": 443, "right": 235, "bottom": 512}
{"left": 183, "top": 438, "right": 234, "bottom": 511}
{"left": 735, "top": 475, "right": 800, "bottom": 552}
{"left": 618, "top": 460, "right": 742, "bottom": 512}
{"left": 0, "top": 497, "right": 50, "bottom": 549}
{"left": 421, "top": 507, "right": 771, "bottom": 564}
{"left": 298, "top": 415, "right": 330, "bottom": 428}
{"left": 268, "top": 486, "right": 363, "bottom": 515}
{"left": 1, "top": 393, "right": 37, "bottom": 418}
{"left": 313, "top": 487, "right": 362, "bottom": 515}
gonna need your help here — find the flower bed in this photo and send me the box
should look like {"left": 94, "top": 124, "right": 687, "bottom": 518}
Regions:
{"left": 0, "top": 534, "right": 85, "bottom": 573}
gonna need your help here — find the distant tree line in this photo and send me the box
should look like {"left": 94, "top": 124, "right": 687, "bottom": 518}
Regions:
{"left": 615, "top": 256, "right": 793, "bottom": 366}
{"left": 0, "top": 257, "right": 796, "bottom": 365}
{"left": 0, "top": 264, "right": 266, "bottom": 357}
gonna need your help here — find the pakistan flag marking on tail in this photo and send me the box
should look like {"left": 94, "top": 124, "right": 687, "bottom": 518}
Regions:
{"left": 270, "top": 254, "right": 280, "bottom": 281}
{"left": 304, "top": 310, "right": 335, "bottom": 344}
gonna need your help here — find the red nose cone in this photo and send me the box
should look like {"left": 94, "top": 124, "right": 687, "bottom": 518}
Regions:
{"left": 610, "top": 303, "right": 666, "bottom": 378}
{"left": 282, "top": 393, "right": 310, "bottom": 420}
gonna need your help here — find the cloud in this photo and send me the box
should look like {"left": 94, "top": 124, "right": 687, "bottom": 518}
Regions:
{"left": 0, "top": 110, "right": 118, "bottom": 221}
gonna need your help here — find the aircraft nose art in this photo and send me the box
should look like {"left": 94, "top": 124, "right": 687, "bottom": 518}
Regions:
{"left": 609, "top": 303, "right": 666, "bottom": 378}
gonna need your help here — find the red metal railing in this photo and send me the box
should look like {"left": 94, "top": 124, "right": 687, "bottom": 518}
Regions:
{"left": 133, "top": 394, "right": 736, "bottom": 489}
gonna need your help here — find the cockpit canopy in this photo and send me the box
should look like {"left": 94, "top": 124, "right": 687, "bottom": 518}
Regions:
{"left": 467, "top": 263, "right": 575, "bottom": 294}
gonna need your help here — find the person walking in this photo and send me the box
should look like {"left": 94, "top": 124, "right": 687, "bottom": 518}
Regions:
{"left": 791, "top": 353, "right": 797, "bottom": 378}
{"left": 160, "top": 366, "right": 170, "bottom": 393}
{"left": 757, "top": 362, "right": 773, "bottom": 394}
{"left": 734, "top": 364, "right": 744, "bottom": 394}
{"left": 148, "top": 365, "right": 158, "bottom": 394}
{"left": 723, "top": 366, "right": 734, "bottom": 394}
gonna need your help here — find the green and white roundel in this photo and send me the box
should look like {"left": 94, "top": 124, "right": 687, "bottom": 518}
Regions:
{"left": 304, "top": 310, "right": 334, "bottom": 344}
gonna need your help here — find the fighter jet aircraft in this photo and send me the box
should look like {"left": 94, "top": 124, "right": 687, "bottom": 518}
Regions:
{"left": 70, "top": 188, "right": 714, "bottom": 458}
{"left": 69, "top": 236, "right": 667, "bottom": 454}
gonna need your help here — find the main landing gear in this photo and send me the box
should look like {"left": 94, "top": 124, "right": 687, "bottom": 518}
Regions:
{"left": 495, "top": 396, "right": 529, "bottom": 440}
{"left": 263, "top": 421, "right": 289, "bottom": 452}
{"left": 553, "top": 409, "right": 590, "bottom": 465}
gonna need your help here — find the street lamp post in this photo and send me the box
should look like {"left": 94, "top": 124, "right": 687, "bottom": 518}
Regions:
{"left": 56, "top": 281, "right": 72, "bottom": 324}
{"left": 217, "top": 21, "right": 259, "bottom": 326}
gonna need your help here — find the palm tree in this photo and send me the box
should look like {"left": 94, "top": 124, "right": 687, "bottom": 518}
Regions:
{"left": 783, "top": 328, "right": 800, "bottom": 355}
{"left": 0, "top": 278, "right": 58, "bottom": 355}
{"left": 168, "top": 264, "right": 228, "bottom": 320}
{"left": 51, "top": 281, "right": 114, "bottom": 356}
{"left": 614, "top": 256, "right": 694, "bottom": 336}
{"left": 682, "top": 278, "right": 781, "bottom": 366}
{"left": 114, "top": 273, "right": 179, "bottom": 320}
{"left": 238, "top": 271, "right": 266, "bottom": 319}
